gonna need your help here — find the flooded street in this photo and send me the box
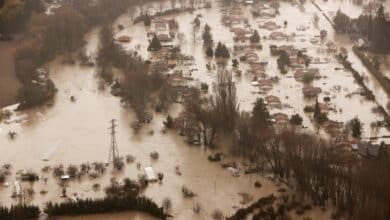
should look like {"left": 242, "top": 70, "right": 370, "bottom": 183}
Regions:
{"left": 0, "top": 0, "right": 389, "bottom": 219}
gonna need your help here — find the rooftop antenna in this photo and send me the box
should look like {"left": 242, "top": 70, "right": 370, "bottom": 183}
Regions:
{"left": 108, "top": 119, "right": 119, "bottom": 164}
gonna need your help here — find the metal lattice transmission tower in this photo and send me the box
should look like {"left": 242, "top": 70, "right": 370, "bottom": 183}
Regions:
{"left": 108, "top": 119, "right": 119, "bottom": 163}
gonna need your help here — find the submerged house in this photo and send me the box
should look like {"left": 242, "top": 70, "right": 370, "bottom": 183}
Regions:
{"left": 271, "top": 112, "right": 289, "bottom": 127}
{"left": 259, "top": 21, "right": 280, "bottom": 31}
{"left": 269, "top": 31, "right": 286, "bottom": 40}
{"left": 358, "top": 141, "right": 381, "bottom": 158}
{"left": 157, "top": 33, "right": 172, "bottom": 42}
{"left": 302, "top": 86, "right": 321, "bottom": 98}
{"left": 265, "top": 95, "right": 281, "bottom": 108}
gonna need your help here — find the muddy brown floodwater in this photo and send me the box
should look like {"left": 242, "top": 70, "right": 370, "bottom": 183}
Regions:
{"left": 0, "top": 0, "right": 389, "bottom": 219}
{"left": 0, "top": 39, "right": 22, "bottom": 108}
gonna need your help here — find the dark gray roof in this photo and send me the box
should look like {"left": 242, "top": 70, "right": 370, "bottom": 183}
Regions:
{"left": 358, "top": 141, "right": 380, "bottom": 158}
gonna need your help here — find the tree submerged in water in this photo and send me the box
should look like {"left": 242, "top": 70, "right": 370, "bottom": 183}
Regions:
{"left": 250, "top": 30, "right": 260, "bottom": 43}
{"left": 202, "top": 24, "right": 213, "bottom": 47}
{"left": 350, "top": 117, "right": 362, "bottom": 138}
{"left": 214, "top": 42, "right": 230, "bottom": 59}
{"left": 148, "top": 35, "right": 162, "bottom": 51}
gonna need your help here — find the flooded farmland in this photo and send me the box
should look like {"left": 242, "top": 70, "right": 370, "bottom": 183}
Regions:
{"left": 0, "top": 0, "right": 390, "bottom": 219}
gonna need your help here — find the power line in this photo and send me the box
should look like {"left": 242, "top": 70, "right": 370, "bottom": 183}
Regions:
{"left": 108, "top": 119, "right": 119, "bottom": 163}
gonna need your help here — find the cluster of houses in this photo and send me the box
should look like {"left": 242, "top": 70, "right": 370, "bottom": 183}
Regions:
{"left": 335, "top": 136, "right": 390, "bottom": 159}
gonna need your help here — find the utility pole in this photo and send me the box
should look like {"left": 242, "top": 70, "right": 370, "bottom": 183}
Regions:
{"left": 108, "top": 119, "right": 119, "bottom": 163}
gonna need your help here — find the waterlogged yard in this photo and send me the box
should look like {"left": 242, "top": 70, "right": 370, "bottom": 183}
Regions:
{"left": 0, "top": 0, "right": 389, "bottom": 219}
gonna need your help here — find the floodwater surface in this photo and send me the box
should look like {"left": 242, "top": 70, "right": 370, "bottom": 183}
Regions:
{"left": 0, "top": 0, "right": 389, "bottom": 219}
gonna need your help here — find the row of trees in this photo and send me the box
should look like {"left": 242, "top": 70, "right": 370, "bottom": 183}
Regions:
{"left": 45, "top": 195, "right": 168, "bottom": 219}
{"left": 334, "top": 5, "right": 390, "bottom": 53}
{"left": 0, "top": 204, "right": 40, "bottom": 220}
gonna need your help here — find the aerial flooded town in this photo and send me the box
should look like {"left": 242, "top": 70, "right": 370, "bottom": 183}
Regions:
{"left": 0, "top": 0, "right": 390, "bottom": 219}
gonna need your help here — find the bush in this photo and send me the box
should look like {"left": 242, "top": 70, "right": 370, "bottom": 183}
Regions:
{"left": 206, "top": 47, "right": 214, "bottom": 57}
{"left": 126, "top": 155, "right": 135, "bottom": 163}
{"left": 113, "top": 159, "right": 125, "bottom": 170}
{"left": 200, "top": 83, "right": 209, "bottom": 91}
{"left": 232, "top": 59, "right": 239, "bottom": 67}
{"left": 208, "top": 153, "right": 223, "bottom": 162}
{"left": 150, "top": 151, "right": 159, "bottom": 160}
{"left": 250, "top": 30, "right": 260, "bottom": 43}
{"left": 193, "top": 202, "right": 202, "bottom": 214}
{"left": 182, "top": 185, "right": 196, "bottom": 198}
{"left": 162, "top": 197, "right": 172, "bottom": 213}
{"left": 157, "top": 172, "right": 164, "bottom": 181}
{"left": 163, "top": 115, "right": 174, "bottom": 128}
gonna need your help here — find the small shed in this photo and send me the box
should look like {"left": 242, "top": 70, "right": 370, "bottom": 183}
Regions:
{"left": 61, "top": 175, "right": 70, "bottom": 180}
{"left": 144, "top": 167, "right": 158, "bottom": 182}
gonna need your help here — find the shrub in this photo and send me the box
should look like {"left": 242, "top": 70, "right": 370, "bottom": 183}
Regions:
{"left": 208, "top": 153, "right": 223, "bottom": 162}
{"left": 150, "top": 151, "right": 159, "bottom": 160}
{"left": 254, "top": 181, "right": 262, "bottom": 188}
{"left": 163, "top": 116, "right": 174, "bottom": 128}
{"left": 206, "top": 47, "right": 214, "bottom": 57}
{"left": 250, "top": 30, "right": 260, "bottom": 43}
{"left": 162, "top": 197, "right": 172, "bottom": 213}
{"left": 113, "top": 159, "right": 125, "bottom": 170}
{"left": 126, "top": 155, "right": 135, "bottom": 163}
{"left": 200, "top": 83, "right": 209, "bottom": 91}
{"left": 157, "top": 172, "right": 164, "bottom": 181}
{"left": 182, "top": 185, "right": 196, "bottom": 198}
